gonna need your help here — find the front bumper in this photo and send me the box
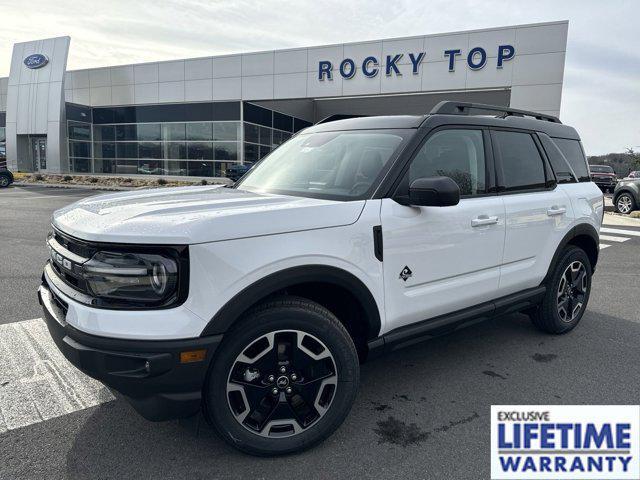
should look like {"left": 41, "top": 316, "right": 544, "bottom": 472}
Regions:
{"left": 593, "top": 177, "right": 617, "bottom": 187}
{"left": 38, "top": 278, "right": 222, "bottom": 421}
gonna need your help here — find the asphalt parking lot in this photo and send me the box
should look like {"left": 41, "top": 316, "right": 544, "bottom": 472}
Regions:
{"left": 1, "top": 185, "right": 639, "bottom": 480}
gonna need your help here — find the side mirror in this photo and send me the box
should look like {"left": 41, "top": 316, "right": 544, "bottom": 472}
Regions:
{"left": 408, "top": 176, "right": 460, "bottom": 207}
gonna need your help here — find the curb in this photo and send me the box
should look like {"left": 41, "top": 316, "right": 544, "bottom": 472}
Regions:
{"left": 13, "top": 182, "right": 134, "bottom": 191}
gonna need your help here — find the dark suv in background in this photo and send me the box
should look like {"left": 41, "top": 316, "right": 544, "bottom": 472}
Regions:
{"left": 589, "top": 164, "right": 617, "bottom": 192}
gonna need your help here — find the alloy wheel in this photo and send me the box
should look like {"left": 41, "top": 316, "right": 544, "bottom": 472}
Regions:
{"left": 226, "top": 329, "right": 337, "bottom": 438}
{"left": 0, "top": 176, "right": 9, "bottom": 187}
{"left": 556, "top": 261, "right": 587, "bottom": 322}
{"left": 617, "top": 195, "right": 633, "bottom": 214}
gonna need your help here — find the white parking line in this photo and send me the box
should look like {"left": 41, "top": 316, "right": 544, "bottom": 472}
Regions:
{"left": 0, "top": 318, "right": 114, "bottom": 434}
{"left": 599, "top": 243, "right": 611, "bottom": 249}
{"left": 601, "top": 227, "right": 640, "bottom": 237}
{"left": 599, "top": 234, "right": 630, "bottom": 243}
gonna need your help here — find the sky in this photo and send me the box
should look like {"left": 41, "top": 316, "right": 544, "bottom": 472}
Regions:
{"left": 0, "top": 0, "right": 638, "bottom": 155}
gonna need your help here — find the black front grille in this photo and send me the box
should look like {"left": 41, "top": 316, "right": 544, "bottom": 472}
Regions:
{"left": 53, "top": 229, "right": 97, "bottom": 259}
{"left": 50, "top": 227, "right": 97, "bottom": 296}
{"left": 50, "top": 258, "right": 91, "bottom": 295}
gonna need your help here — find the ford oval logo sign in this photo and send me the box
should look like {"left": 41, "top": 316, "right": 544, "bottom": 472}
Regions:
{"left": 24, "top": 54, "right": 49, "bottom": 69}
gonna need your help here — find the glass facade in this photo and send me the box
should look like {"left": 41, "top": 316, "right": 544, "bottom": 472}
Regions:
{"left": 90, "top": 120, "right": 240, "bottom": 176}
{"left": 242, "top": 103, "right": 304, "bottom": 164}
{"left": 65, "top": 101, "right": 312, "bottom": 177}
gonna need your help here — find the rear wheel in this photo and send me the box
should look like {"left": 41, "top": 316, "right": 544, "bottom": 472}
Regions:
{"left": 528, "top": 246, "right": 592, "bottom": 334}
{"left": 615, "top": 193, "right": 636, "bottom": 214}
{"left": 204, "top": 297, "right": 359, "bottom": 456}
{"left": 0, "top": 174, "right": 10, "bottom": 188}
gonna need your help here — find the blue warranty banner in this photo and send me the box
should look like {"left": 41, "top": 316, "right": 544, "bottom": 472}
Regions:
{"left": 491, "top": 405, "right": 640, "bottom": 479}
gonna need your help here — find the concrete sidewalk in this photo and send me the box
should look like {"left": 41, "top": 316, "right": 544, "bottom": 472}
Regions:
{"left": 603, "top": 211, "right": 640, "bottom": 227}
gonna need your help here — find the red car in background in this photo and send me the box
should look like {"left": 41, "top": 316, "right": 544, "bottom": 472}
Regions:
{"left": 589, "top": 164, "right": 617, "bottom": 192}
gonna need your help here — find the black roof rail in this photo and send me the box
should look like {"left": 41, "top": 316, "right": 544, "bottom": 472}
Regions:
{"left": 316, "top": 114, "right": 368, "bottom": 124}
{"left": 429, "top": 101, "right": 562, "bottom": 124}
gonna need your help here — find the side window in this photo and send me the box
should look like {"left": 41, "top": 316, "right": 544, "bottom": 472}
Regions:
{"left": 492, "top": 130, "right": 546, "bottom": 191}
{"left": 551, "top": 138, "right": 591, "bottom": 182}
{"left": 408, "top": 129, "right": 486, "bottom": 196}
{"left": 538, "top": 133, "right": 577, "bottom": 184}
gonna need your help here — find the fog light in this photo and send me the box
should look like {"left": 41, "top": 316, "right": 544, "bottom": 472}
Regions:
{"left": 180, "top": 349, "right": 207, "bottom": 364}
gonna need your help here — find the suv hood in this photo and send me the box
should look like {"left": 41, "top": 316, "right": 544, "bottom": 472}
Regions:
{"left": 53, "top": 186, "right": 366, "bottom": 244}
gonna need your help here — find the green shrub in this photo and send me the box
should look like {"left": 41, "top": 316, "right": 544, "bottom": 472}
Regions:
{"left": 88, "top": 177, "right": 98, "bottom": 183}
{"left": 34, "top": 174, "right": 44, "bottom": 181}
{"left": 157, "top": 178, "right": 167, "bottom": 185}
{"left": 200, "top": 179, "right": 207, "bottom": 185}
{"left": 122, "top": 177, "right": 133, "bottom": 183}
{"left": 62, "top": 175, "right": 73, "bottom": 182}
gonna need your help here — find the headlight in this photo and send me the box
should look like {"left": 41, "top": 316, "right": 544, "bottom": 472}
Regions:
{"left": 82, "top": 251, "right": 180, "bottom": 306}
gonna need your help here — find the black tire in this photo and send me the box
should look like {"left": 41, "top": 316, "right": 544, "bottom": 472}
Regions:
{"left": 528, "top": 246, "right": 592, "bottom": 334}
{"left": 0, "top": 174, "right": 10, "bottom": 188}
{"left": 615, "top": 193, "right": 636, "bottom": 214}
{"left": 203, "top": 296, "right": 359, "bottom": 456}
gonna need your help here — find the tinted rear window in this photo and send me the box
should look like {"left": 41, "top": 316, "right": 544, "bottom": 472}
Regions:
{"left": 493, "top": 130, "right": 546, "bottom": 191}
{"left": 552, "top": 138, "right": 590, "bottom": 182}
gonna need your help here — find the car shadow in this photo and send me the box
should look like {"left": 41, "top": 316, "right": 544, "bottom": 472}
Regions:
{"left": 64, "top": 311, "right": 640, "bottom": 479}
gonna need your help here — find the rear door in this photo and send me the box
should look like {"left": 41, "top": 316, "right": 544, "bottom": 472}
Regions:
{"left": 492, "top": 129, "right": 573, "bottom": 295}
{"left": 380, "top": 127, "right": 506, "bottom": 332}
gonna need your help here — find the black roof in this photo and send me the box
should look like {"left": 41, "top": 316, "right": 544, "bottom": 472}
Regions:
{"left": 304, "top": 101, "right": 580, "bottom": 141}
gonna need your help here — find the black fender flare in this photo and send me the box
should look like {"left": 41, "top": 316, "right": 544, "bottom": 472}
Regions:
{"left": 542, "top": 223, "right": 600, "bottom": 284}
{"left": 613, "top": 188, "right": 638, "bottom": 204}
{"left": 200, "top": 265, "right": 382, "bottom": 339}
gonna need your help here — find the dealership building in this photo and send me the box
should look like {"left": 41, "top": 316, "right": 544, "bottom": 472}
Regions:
{"left": 0, "top": 21, "right": 568, "bottom": 178}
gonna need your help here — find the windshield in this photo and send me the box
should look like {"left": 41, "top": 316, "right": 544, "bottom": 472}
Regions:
{"left": 236, "top": 129, "right": 410, "bottom": 200}
{"left": 589, "top": 165, "right": 613, "bottom": 173}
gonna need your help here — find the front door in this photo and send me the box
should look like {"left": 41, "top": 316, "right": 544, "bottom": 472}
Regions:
{"left": 381, "top": 127, "right": 506, "bottom": 332}
{"left": 30, "top": 136, "right": 47, "bottom": 171}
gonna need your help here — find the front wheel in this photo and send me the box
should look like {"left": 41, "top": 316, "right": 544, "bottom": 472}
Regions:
{"left": 528, "top": 246, "right": 592, "bottom": 334}
{"left": 0, "top": 175, "right": 10, "bottom": 188}
{"left": 204, "top": 297, "right": 359, "bottom": 456}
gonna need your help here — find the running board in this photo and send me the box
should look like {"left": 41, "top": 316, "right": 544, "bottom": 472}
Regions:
{"left": 367, "top": 285, "right": 546, "bottom": 360}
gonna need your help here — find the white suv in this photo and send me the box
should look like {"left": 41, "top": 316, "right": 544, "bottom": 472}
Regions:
{"left": 39, "top": 102, "right": 603, "bottom": 455}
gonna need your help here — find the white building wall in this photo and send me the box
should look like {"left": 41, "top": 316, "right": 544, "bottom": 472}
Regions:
{"left": 59, "top": 21, "right": 568, "bottom": 118}
{"left": 5, "top": 36, "right": 70, "bottom": 172}
{"left": 0, "top": 77, "right": 7, "bottom": 110}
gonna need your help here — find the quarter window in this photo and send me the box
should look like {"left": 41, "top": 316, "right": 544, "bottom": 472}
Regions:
{"left": 538, "top": 133, "right": 577, "bottom": 184}
{"left": 408, "top": 129, "right": 486, "bottom": 196}
{"left": 551, "top": 138, "right": 590, "bottom": 182}
{"left": 493, "top": 130, "right": 546, "bottom": 191}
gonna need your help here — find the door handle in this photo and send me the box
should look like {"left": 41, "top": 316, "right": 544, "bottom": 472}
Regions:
{"left": 547, "top": 206, "right": 566, "bottom": 216}
{"left": 471, "top": 215, "right": 499, "bottom": 227}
